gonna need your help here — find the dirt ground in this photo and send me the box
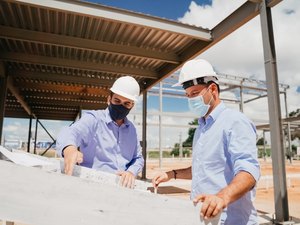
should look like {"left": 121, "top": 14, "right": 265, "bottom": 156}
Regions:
{"left": 145, "top": 158, "right": 300, "bottom": 219}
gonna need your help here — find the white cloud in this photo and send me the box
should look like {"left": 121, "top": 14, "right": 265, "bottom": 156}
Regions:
{"left": 3, "top": 124, "right": 19, "bottom": 133}
{"left": 179, "top": 0, "right": 246, "bottom": 29}
{"left": 178, "top": 0, "right": 300, "bottom": 122}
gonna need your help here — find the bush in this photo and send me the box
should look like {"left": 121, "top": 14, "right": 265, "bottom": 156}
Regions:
{"left": 147, "top": 151, "right": 171, "bottom": 158}
{"left": 170, "top": 148, "right": 191, "bottom": 157}
{"left": 257, "top": 147, "right": 271, "bottom": 158}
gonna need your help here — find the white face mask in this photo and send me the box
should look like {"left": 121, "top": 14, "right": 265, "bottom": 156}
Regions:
{"left": 188, "top": 88, "right": 212, "bottom": 118}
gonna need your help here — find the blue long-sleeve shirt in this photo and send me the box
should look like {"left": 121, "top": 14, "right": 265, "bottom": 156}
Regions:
{"left": 56, "top": 109, "right": 144, "bottom": 176}
{"left": 191, "top": 102, "right": 260, "bottom": 225}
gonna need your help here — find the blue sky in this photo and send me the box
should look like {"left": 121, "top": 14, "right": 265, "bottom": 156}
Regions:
{"left": 89, "top": 0, "right": 212, "bottom": 20}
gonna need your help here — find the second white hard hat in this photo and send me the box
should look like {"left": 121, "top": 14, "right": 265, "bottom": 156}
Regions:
{"left": 110, "top": 76, "right": 140, "bottom": 102}
{"left": 173, "top": 59, "right": 218, "bottom": 89}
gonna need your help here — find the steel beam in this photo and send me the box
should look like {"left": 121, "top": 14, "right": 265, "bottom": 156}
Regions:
{"left": 7, "top": 76, "right": 36, "bottom": 118}
{"left": 259, "top": 0, "right": 289, "bottom": 222}
{"left": 0, "top": 26, "right": 179, "bottom": 64}
{"left": 244, "top": 94, "right": 268, "bottom": 103}
{"left": 0, "top": 52, "right": 158, "bottom": 79}
{"left": 10, "top": 70, "right": 115, "bottom": 87}
{"left": 14, "top": 0, "right": 211, "bottom": 41}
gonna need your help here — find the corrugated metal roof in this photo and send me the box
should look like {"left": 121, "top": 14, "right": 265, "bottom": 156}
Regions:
{"left": 0, "top": 0, "right": 212, "bottom": 120}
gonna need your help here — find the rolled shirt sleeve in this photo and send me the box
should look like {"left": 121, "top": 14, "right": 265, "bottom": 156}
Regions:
{"left": 56, "top": 113, "right": 96, "bottom": 157}
{"left": 56, "top": 109, "right": 144, "bottom": 175}
{"left": 228, "top": 114, "right": 260, "bottom": 182}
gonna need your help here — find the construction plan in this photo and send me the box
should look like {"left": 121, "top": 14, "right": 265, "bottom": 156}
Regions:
{"left": 0, "top": 146, "right": 220, "bottom": 225}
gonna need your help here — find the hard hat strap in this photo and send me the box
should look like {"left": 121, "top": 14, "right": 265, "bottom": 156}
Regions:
{"left": 183, "top": 77, "right": 205, "bottom": 89}
{"left": 182, "top": 76, "right": 218, "bottom": 89}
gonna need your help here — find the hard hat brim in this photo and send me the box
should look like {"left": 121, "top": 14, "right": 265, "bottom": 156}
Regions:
{"left": 110, "top": 87, "right": 138, "bottom": 102}
{"left": 172, "top": 76, "right": 219, "bottom": 89}
{"left": 172, "top": 82, "right": 182, "bottom": 87}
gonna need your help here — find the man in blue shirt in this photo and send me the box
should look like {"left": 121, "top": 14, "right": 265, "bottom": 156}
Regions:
{"left": 152, "top": 59, "right": 260, "bottom": 224}
{"left": 56, "top": 76, "right": 144, "bottom": 188}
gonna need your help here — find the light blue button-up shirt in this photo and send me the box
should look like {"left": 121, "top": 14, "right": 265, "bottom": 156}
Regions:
{"left": 191, "top": 102, "right": 260, "bottom": 225}
{"left": 56, "top": 109, "right": 144, "bottom": 176}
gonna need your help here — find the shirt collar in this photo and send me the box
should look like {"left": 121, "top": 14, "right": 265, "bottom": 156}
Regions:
{"left": 209, "top": 101, "right": 226, "bottom": 121}
{"left": 104, "top": 108, "right": 130, "bottom": 127}
{"left": 198, "top": 101, "right": 226, "bottom": 126}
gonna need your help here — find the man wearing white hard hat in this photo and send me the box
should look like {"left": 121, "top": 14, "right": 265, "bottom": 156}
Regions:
{"left": 152, "top": 59, "right": 260, "bottom": 224}
{"left": 56, "top": 76, "right": 144, "bottom": 188}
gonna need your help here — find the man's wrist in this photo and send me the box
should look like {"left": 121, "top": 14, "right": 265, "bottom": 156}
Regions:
{"left": 62, "top": 145, "right": 76, "bottom": 158}
{"left": 172, "top": 170, "right": 177, "bottom": 179}
{"left": 167, "top": 170, "right": 177, "bottom": 180}
{"left": 216, "top": 190, "right": 230, "bottom": 207}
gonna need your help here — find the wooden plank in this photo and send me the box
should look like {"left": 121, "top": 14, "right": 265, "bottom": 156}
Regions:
{"left": 0, "top": 159, "right": 220, "bottom": 225}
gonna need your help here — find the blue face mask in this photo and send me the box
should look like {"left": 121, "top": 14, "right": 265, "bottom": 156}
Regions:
{"left": 108, "top": 103, "right": 131, "bottom": 121}
{"left": 188, "top": 88, "right": 212, "bottom": 118}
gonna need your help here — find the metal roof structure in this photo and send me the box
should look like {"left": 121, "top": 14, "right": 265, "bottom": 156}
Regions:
{"left": 0, "top": 0, "right": 213, "bottom": 121}
{"left": 0, "top": 0, "right": 281, "bottom": 121}
{"left": 256, "top": 116, "right": 300, "bottom": 135}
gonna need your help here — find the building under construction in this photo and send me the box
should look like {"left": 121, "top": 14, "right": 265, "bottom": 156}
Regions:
{"left": 0, "top": 0, "right": 299, "bottom": 224}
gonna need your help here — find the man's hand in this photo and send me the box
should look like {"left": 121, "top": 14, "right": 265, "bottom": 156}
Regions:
{"left": 63, "top": 146, "right": 83, "bottom": 176}
{"left": 116, "top": 171, "right": 136, "bottom": 189}
{"left": 193, "top": 194, "right": 227, "bottom": 219}
{"left": 152, "top": 171, "right": 172, "bottom": 188}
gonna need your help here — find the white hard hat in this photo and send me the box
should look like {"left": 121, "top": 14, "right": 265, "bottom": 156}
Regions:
{"left": 110, "top": 76, "right": 140, "bottom": 101}
{"left": 173, "top": 59, "right": 218, "bottom": 89}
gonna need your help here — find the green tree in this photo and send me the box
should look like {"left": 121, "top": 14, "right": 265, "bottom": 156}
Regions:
{"left": 182, "top": 119, "right": 198, "bottom": 147}
{"left": 288, "top": 108, "right": 300, "bottom": 140}
{"left": 256, "top": 137, "right": 266, "bottom": 145}
{"left": 289, "top": 108, "right": 300, "bottom": 117}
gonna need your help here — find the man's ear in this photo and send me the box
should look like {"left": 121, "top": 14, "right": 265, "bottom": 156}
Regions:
{"left": 131, "top": 102, "right": 135, "bottom": 109}
{"left": 107, "top": 95, "right": 111, "bottom": 105}
{"left": 211, "top": 83, "right": 218, "bottom": 95}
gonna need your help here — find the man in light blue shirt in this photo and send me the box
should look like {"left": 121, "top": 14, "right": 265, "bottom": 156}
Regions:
{"left": 56, "top": 76, "right": 144, "bottom": 188}
{"left": 152, "top": 59, "right": 260, "bottom": 224}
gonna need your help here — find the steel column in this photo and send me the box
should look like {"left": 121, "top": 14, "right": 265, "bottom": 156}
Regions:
{"left": 259, "top": 0, "right": 290, "bottom": 222}
{"left": 0, "top": 67, "right": 7, "bottom": 144}
{"left": 159, "top": 82, "right": 163, "bottom": 168}
{"left": 284, "top": 92, "right": 292, "bottom": 159}
{"left": 141, "top": 91, "right": 147, "bottom": 179}
{"left": 27, "top": 116, "right": 32, "bottom": 153}
{"left": 34, "top": 119, "right": 38, "bottom": 154}
{"left": 263, "top": 130, "right": 267, "bottom": 161}
{"left": 239, "top": 80, "right": 244, "bottom": 112}
{"left": 179, "top": 132, "right": 183, "bottom": 159}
